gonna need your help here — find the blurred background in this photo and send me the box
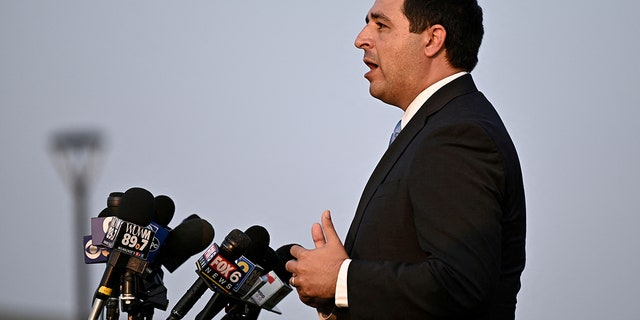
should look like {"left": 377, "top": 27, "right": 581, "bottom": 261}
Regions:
{"left": 1, "top": 0, "right": 639, "bottom": 319}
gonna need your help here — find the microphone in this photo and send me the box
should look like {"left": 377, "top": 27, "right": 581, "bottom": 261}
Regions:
{"left": 167, "top": 229, "right": 251, "bottom": 320}
{"left": 144, "top": 195, "right": 175, "bottom": 265}
{"left": 221, "top": 243, "right": 296, "bottom": 320}
{"left": 90, "top": 192, "right": 124, "bottom": 320}
{"left": 120, "top": 194, "right": 177, "bottom": 318}
{"left": 194, "top": 226, "right": 272, "bottom": 320}
{"left": 233, "top": 225, "right": 274, "bottom": 297}
{"left": 217, "top": 249, "right": 280, "bottom": 320}
{"left": 274, "top": 243, "right": 296, "bottom": 280}
{"left": 152, "top": 195, "right": 175, "bottom": 227}
{"left": 83, "top": 192, "right": 124, "bottom": 264}
{"left": 245, "top": 244, "right": 295, "bottom": 311}
{"left": 158, "top": 216, "right": 215, "bottom": 273}
{"left": 89, "top": 187, "right": 156, "bottom": 320}
{"left": 101, "top": 192, "right": 124, "bottom": 217}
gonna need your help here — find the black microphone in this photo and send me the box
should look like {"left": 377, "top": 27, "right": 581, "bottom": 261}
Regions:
{"left": 89, "top": 187, "right": 155, "bottom": 320}
{"left": 84, "top": 192, "right": 122, "bottom": 265}
{"left": 167, "top": 229, "right": 251, "bottom": 320}
{"left": 159, "top": 217, "right": 215, "bottom": 273}
{"left": 143, "top": 195, "right": 176, "bottom": 265}
{"left": 221, "top": 243, "right": 295, "bottom": 320}
{"left": 99, "top": 192, "right": 124, "bottom": 217}
{"left": 152, "top": 195, "right": 175, "bottom": 227}
{"left": 274, "top": 243, "right": 296, "bottom": 281}
{"left": 96, "top": 192, "right": 124, "bottom": 320}
{"left": 235, "top": 225, "right": 274, "bottom": 297}
{"left": 121, "top": 194, "right": 178, "bottom": 318}
{"left": 239, "top": 244, "right": 296, "bottom": 313}
{"left": 218, "top": 248, "right": 280, "bottom": 320}
{"left": 194, "top": 226, "right": 272, "bottom": 320}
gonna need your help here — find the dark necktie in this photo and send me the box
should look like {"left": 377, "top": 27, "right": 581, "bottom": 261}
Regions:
{"left": 389, "top": 120, "right": 401, "bottom": 146}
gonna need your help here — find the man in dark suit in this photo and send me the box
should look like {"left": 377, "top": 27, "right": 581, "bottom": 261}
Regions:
{"left": 285, "top": 0, "right": 526, "bottom": 319}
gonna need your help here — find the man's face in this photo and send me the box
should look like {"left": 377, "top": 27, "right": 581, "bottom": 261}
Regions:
{"left": 355, "top": 0, "right": 428, "bottom": 109}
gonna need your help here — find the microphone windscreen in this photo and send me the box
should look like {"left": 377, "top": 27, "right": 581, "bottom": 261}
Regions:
{"left": 98, "top": 207, "right": 113, "bottom": 217}
{"left": 153, "top": 195, "right": 175, "bottom": 227}
{"left": 245, "top": 225, "right": 270, "bottom": 247}
{"left": 183, "top": 213, "right": 201, "bottom": 221}
{"left": 220, "top": 229, "right": 252, "bottom": 260}
{"left": 275, "top": 243, "right": 296, "bottom": 262}
{"left": 118, "top": 187, "right": 155, "bottom": 226}
{"left": 161, "top": 218, "right": 215, "bottom": 272}
{"left": 242, "top": 225, "right": 271, "bottom": 263}
{"left": 274, "top": 243, "right": 297, "bottom": 280}
{"left": 259, "top": 246, "right": 279, "bottom": 273}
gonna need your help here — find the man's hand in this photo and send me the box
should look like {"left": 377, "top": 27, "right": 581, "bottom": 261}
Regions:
{"left": 285, "top": 210, "right": 349, "bottom": 308}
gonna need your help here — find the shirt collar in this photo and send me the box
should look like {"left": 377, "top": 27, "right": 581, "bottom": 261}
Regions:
{"left": 400, "top": 71, "right": 468, "bottom": 129}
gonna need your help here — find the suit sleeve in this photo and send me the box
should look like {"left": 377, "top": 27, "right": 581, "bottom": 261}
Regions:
{"left": 346, "top": 122, "right": 506, "bottom": 319}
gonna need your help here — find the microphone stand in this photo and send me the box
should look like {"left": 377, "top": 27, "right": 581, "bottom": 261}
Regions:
{"left": 105, "top": 297, "right": 120, "bottom": 320}
{"left": 125, "top": 267, "right": 170, "bottom": 320}
{"left": 194, "top": 292, "right": 228, "bottom": 320}
{"left": 121, "top": 271, "right": 144, "bottom": 320}
{"left": 220, "top": 302, "right": 261, "bottom": 320}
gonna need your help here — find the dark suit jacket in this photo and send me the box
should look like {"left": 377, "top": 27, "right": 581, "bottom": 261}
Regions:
{"left": 337, "top": 74, "right": 526, "bottom": 319}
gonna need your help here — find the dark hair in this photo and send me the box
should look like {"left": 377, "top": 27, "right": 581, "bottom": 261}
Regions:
{"left": 403, "top": 0, "right": 484, "bottom": 71}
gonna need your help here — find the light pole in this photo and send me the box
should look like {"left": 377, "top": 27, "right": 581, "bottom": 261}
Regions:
{"left": 50, "top": 129, "right": 105, "bottom": 320}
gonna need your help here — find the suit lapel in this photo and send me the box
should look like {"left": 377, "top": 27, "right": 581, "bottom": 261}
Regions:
{"left": 344, "top": 74, "right": 478, "bottom": 252}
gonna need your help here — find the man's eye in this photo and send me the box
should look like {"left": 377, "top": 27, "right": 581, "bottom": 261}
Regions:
{"left": 376, "top": 22, "right": 387, "bottom": 29}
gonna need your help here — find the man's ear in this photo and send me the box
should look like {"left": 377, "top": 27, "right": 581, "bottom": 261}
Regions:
{"left": 424, "top": 24, "right": 446, "bottom": 57}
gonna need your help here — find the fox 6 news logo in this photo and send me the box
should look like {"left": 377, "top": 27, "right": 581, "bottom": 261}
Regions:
{"left": 203, "top": 254, "right": 252, "bottom": 292}
{"left": 210, "top": 255, "right": 242, "bottom": 283}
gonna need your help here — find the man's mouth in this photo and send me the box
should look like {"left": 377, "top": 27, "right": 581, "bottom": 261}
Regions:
{"left": 364, "top": 58, "right": 379, "bottom": 70}
{"left": 363, "top": 58, "right": 379, "bottom": 81}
